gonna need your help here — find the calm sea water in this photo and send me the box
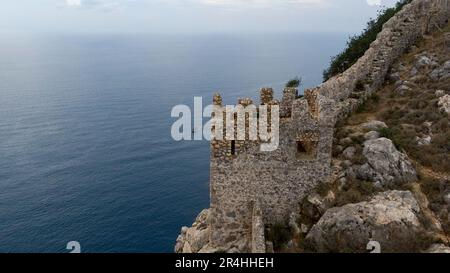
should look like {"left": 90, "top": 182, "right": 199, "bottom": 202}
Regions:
{"left": 0, "top": 33, "right": 345, "bottom": 252}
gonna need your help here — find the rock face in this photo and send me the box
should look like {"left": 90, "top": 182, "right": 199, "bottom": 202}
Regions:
{"left": 424, "top": 244, "right": 450, "bottom": 253}
{"left": 175, "top": 209, "right": 216, "bottom": 253}
{"left": 438, "top": 94, "right": 450, "bottom": 114}
{"left": 306, "top": 191, "right": 425, "bottom": 253}
{"left": 429, "top": 61, "right": 450, "bottom": 81}
{"left": 356, "top": 138, "right": 417, "bottom": 185}
{"left": 360, "top": 120, "right": 388, "bottom": 131}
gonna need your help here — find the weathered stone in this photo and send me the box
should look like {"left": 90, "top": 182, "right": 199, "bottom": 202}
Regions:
{"left": 303, "top": 191, "right": 336, "bottom": 219}
{"left": 360, "top": 120, "right": 388, "bottom": 131}
{"left": 357, "top": 138, "right": 417, "bottom": 185}
{"left": 389, "top": 72, "right": 401, "bottom": 82}
{"left": 410, "top": 66, "right": 419, "bottom": 77}
{"left": 186, "top": 227, "right": 210, "bottom": 253}
{"left": 416, "top": 135, "right": 432, "bottom": 146}
{"left": 424, "top": 244, "right": 450, "bottom": 253}
{"left": 395, "top": 84, "right": 412, "bottom": 95}
{"left": 182, "top": 242, "right": 193, "bottom": 253}
{"left": 415, "top": 55, "right": 432, "bottom": 68}
{"left": 429, "top": 61, "right": 450, "bottom": 81}
{"left": 306, "top": 191, "right": 424, "bottom": 253}
{"left": 339, "top": 137, "right": 353, "bottom": 146}
{"left": 435, "top": 90, "right": 445, "bottom": 98}
{"left": 364, "top": 131, "right": 380, "bottom": 140}
{"left": 438, "top": 94, "right": 450, "bottom": 114}
{"left": 342, "top": 146, "right": 356, "bottom": 160}
{"left": 443, "top": 193, "right": 450, "bottom": 205}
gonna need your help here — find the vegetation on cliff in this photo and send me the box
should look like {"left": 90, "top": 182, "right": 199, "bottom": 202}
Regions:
{"left": 323, "top": 0, "right": 412, "bottom": 81}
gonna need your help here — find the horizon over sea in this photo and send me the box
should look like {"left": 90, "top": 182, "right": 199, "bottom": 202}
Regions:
{"left": 0, "top": 32, "right": 346, "bottom": 252}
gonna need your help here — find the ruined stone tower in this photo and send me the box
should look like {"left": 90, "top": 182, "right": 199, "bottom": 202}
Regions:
{"left": 209, "top": 88, "right": 336, "bottom": 250}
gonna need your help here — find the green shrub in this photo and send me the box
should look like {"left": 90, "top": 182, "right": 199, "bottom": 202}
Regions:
{"left": 323, "top": 0, "right": 412, "bottom": 81}
{"left": 286, "top": 77, "right": 302, "bottom": 88}
{"left": 378, "top": 127, "right": 394, "bottom": 139}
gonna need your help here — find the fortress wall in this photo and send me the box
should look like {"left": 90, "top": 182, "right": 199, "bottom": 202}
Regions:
{"left": 318, "top": 0, "right": 450, "bottom": 121}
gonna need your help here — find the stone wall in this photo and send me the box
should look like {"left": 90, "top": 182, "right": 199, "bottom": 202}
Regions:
{"left": 251, "top": 202, "right": 266, "bottom": 253}
{"left": 204, "top": 0, "right": 450, "bottom": 252}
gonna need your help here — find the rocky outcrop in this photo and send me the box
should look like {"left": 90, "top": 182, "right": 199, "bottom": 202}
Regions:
{"left": 306, "top": 191, "right": 426, "bottom": 253}
{"left": 356, "top": 138, "right": 417, "bottom": 185}
{"left": 429, "top": 61, "right": 450, "bottom": 81}
{"left": 438, "top": 94, "right": 450, "bottom": 114}
{"left": 175, "top": 209, "right": 216, "bottom": 253}
{"left": 360, "top": 120, "right": 387, "bottom": 131}
{"left": 424, "top": 244, "right": 450, "bottom": 253}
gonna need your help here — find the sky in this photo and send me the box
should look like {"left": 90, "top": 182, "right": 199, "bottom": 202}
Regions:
{"left": 0, "top": 0, "right": 401, "bottom": 34}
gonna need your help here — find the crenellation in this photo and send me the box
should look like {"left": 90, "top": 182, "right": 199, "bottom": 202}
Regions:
{"left": 260, "top": 88, "right": 274, "bottom": 105}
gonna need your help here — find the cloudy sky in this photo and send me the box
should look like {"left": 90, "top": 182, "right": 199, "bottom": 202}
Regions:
{"left": 0, "top": 0, "right": 400, "bottom": 34}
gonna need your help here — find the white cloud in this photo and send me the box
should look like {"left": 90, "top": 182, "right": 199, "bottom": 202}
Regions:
{"left": 65, "top": 0, "right": 120, "bottom": 11}
{"left": 66, "top": 0, "right": 82, "bottom": 6}
{"left": 193, "top": 0, "right": 328, "bottom": 8}
{"left": 366, "top": 0, "right": 382, "bottom": 6}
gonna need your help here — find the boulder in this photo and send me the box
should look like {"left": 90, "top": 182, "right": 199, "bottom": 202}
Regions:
{"left": 342, "top": 146, "right": 357, "bottom": 160}
{"left": 306, "top": 191, "right": 425, "bottom": 253}
{"left": 364, "top": 131, "right": 380, "bottom": 140}
{"left": 175, "top": 209, "right": 211, "bottom": 253}
{"left": 424, "top": 244, "right": 450, "bottom": 253}
{"left": 416, "top": 55, "right": 432, "bottom": 68}
{"left": 438, "top": 94, "right": 450, "bottom": 114}
{"left": 435, "top": 90, "right": 445, "bottom": 98}
{"left": 360, "top": 120, "right": 388, "bottom": 131}
{"left": 356, "top": 138, "right": 417, "bottom": 185}
{"left": 302, "top": 191, "right": 336, "bottom": 220}
{"left": 429, "top": 61, "right": 450, "bottom": 81}
{"left": 443, "top": 193, "right": 450, "bottom": 205}
{"left": 395, "top": 84, "right": 412, "bottom": 95}
{"left": 416, "top": 135, "right": 432, "bottom": 146}
{"left": 389, "top": 72, "right": 401, "bottom": 82}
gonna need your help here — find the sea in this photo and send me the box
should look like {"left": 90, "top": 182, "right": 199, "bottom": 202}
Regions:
{"left": 0, "top": 32, "right": 346, "bottom": 252}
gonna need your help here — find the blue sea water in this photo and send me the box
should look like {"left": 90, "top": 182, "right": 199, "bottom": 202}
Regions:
{"left": 0, "top": 33, "right": 345, "bottom": 252}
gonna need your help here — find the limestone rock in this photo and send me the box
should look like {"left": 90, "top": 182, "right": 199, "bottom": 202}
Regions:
{"left": 360, "top": 120, "right": 388, "bottom": 131}
{"left": 429, "top": 61, "right": 450, "bottom": 81}
{"left": 435, "top": 90, "right": 445, "bottom": 98}
{"left": 438, "top": 94, "right": 450, "bottom": 114}
{"left": 395, "top": 84, "right": 412, "bottom": 95}
{"left": 356, "top": 138, "right": 417, "bottom": 185}
{"left": 306, "top": 191, "right": 424, "bottom": 253}
{"left": 364, "top": 131, "right": 380, "bottom": 140}
{"left": 443, "top": 193, "right": 450, "bottom": 205}
{"left": 415, "top": 55, "right": 432, "bottom": 68}
{"left": 342, "top": 146, "right": 356, "bottom": 160}
{"left": 424, "top": 244, "right": 450, "bottom": 253}
{"left": 303, "top": 191, "right": 336, "bottom": 220}
{"left": 389, "top": 72, "right": 401, "bottom": 82}
{"left": 416, "top": 135, "right": 432, "bottom": 146}
{"left": 175, "top": 209, "right": 211, "bottom": 253}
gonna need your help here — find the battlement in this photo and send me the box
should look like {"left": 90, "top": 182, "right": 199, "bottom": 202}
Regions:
{"left": 210, "top": 87, "right": 330, "bottom": 160}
